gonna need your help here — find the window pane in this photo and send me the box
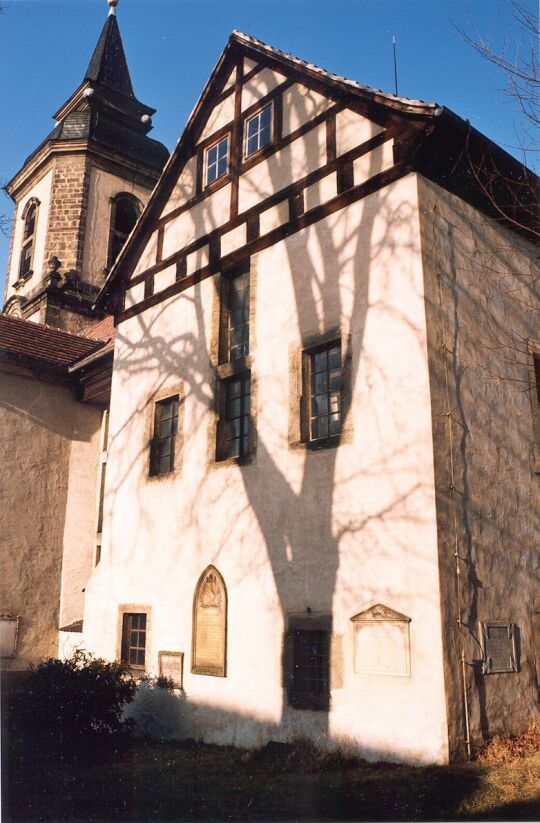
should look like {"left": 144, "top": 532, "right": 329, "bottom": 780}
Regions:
{"left": 314, "top": 351, "right": 327, "bottom": 372}
{"left": 312, "top": 394, "right": 328, "bottom": 416}
{"left": 328, "top": 347, "right": 341, "bottom": 370}
{"left": 247, "top": 117, "right": 258, "bottom": 138}
{"left": 207, "top": 145, "right": 217, "bottom": 165}
{"left": 247, "top": 135, "right": 258, "bottom": 156}
{"left": 260, "top": 104, "right": 271, "bottom": 128}
{"left": 314, "top": 371, "right": 328, "bottom": 394}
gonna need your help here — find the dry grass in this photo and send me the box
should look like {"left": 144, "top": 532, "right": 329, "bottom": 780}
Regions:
{"left": 474, "top": 722, "right": 540, "bottom": 764}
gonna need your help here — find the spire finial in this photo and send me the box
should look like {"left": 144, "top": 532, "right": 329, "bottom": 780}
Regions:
{"left": 108, "top": 0, "right": 118, "bottom": 16}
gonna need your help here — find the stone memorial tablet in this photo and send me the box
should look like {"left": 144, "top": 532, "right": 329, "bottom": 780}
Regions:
{"left": 481, "top": 622, "right": 517, "bottom": 674}
{"left": 158, "top": 651, "right": 184, "bottom": 687}
{"left": 0, "top": 615, "right": 19, "bottom": 658}
{"left": 351, "top": 604, "right": 411, "bottom": 677}
{"left": 192, "top": 566, "right": 227, "bottom": 676}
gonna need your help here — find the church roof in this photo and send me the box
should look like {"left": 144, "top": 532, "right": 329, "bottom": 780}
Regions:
{"left": 0, "top": 314, "right": 106, "bottom": 371}
{"left": 84, "top": 13, "right": 135, "bottom": 99}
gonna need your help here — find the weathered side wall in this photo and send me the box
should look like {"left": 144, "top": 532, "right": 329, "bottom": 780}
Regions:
{"left": 418, "top": 175, "right": 540, "bottom": 758}
{"left": 84, "top": 173, "right": 450, "bottom": 764}
{"left": 0, "top": 369, "right": 101, "bottom": 668}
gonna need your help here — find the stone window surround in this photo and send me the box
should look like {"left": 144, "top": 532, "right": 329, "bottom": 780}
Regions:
{"left": 14, "top": 196, "right": 40, "bottom": 288}
{"left": 288, "top": 326, "right": 353, "bottom": 450}
{"left": 144, "top": 382, "right": 185, "bottom": 482}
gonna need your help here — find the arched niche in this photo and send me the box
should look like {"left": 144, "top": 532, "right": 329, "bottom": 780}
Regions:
{"left": 192, "top": 565, "right": 227, "bottom": 677}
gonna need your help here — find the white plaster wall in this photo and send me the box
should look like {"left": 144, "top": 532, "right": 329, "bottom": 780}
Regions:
{"left": 198, "top": 94, "right": 235, "bottom": 143}
{"left": 160, "top": 156, "right": 197, "bottom": 219}
{"left": 336, "top": 109, "right": 384, "bottom": 157}
{"left": 162, "top": 184, "right": 231, "bottom": 260}
{"left": 83, "top": 173, "right": 449, "bottom": 764}
{"left": 6, "top": 169, "right": 53, "bottom": 299}
{"left": 282, "top": 84, "right": 333, "bottom": 137}
{"left": 241, "top": 67, "right": 287, "bottom": 111}
{"left": 133, "top": 230, "right": 159, "bottom": 278}
{"left": 82, "top": 166, "right": 151, "bottom": 285}
{"left": 238, "top": 124, "right": 326, "bottom": 213}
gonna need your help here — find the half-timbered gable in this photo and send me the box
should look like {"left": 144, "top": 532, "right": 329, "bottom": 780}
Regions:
{"left": 100, "top": 32, "right": 443, "bottom": 323}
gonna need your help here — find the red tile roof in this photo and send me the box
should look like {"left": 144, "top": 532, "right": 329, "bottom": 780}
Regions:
{"left": 0, "top": 314, "right": 104, "bottom": 369}
{"left": 84, "top": 315, "right": 115, "bottom": 343}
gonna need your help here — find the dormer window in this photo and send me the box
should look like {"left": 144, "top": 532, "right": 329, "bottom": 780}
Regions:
{"left": 107, "top": 193, "right": 141, "bottom": 269}
{"left": 18, "top": 199, "right": 39, "bottom": 281}
{"left": 245, "top": 103, "right": 272, "bottom": 158}
{"left": 205, "top": 136, "right": 230, "bottom": 187}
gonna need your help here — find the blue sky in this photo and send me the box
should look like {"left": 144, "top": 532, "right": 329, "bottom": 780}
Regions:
{"left": 0, "top": 0, "right": 536, "bottom": 284}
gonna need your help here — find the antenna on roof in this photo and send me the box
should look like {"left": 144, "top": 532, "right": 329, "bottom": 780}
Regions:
{"left": 392, "top": 35, "right": 399, "bottom": 96}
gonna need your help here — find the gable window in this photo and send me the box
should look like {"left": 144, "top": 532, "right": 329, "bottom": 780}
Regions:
{"left": 205, "top": 136, "right": 230, "bottom": 187}
{"left": 245, "top": 103, "right": 272, "bottom": 157}
{"left": 121, "top": 612, "right": 147, "bottom": 669}
{"left": 107, "top": 194, "right": 141, "bottom": 269}
{"left": 215, "top": 266, "right": 252, "bottom": 462}
{"left": 18, "top": 199, "right": 39, "bottom": 281}
{"left": 150, "top": 395, "right": 179, "bottom": 476}
{"left": 303, "top": 340, "right": 342, "bottom": 443}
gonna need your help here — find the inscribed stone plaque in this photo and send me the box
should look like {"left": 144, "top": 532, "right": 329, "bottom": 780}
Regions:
{"left": 192, "top": 567, "right": 226, "bottom": 676}
{"left": 351, "top": 604, "right": 411, "bottom": 677}
{"left": 481, "top": 622, "right": 517, "bottom": 674}
{"left": 0, "top": 615, "right": 19, "bottom": 658}
{"left": 158, "top": 651, "right": 184, "bottom": 687}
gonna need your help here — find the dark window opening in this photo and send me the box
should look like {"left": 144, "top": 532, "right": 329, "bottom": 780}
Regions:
{"left": 108, "top": 195, "right": 140, "bottom": 268}
{"left": 150, "top": 396, "right": 179, "bottom": 476}
{"left": 19, "top": 202, "right": 37, "bottom": 280}
{"left": 96, "top": 463, "right": 106, "bottom": 533}
{"left": 289, "top": 629, "right": 330, "bottom": 711}
{"left": 534, "top": 353, "right": 540, "bottom": 405}
{"left": 121, "top": 613, "right": 147, "bottom": 668}
{"left": 305, "top": 340, "right": 342, "bottom": 443}
{"left": 95, "top": 544, "right": 101, "bottom": 566}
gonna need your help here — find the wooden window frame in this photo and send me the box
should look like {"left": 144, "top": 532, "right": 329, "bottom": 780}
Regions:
{"left": 121, "top": 612, "right": 148, "bottom": 670}
{"left": 215, "top": 262, "right": 253, "bottom": 463}
{"left": 301, "top": 338, "right": 343, "bottom": 448}
{"left": 216, "top": 372, "right": 252, "bottom": 463}
{"left": 149, "top": 395, "right": 180, "bottom": 477}
{"left": 204, "top": 134, "right": 231, "bottom": 189}
{"left": 243, "top": 101, "right": 274, "bottom": 160}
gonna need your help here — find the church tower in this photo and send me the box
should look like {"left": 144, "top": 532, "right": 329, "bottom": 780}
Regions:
{"left": 2, "top": 0, "right": 168, "bottom": 332}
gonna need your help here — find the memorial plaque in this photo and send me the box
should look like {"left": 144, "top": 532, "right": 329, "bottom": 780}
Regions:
{"left": 0, "top": 615, "right": 19, "bottom": 658}
{"left": 158, "top": 651, "right": 184, "bottom": 688}
{"left": 351, "top": 604, "right": 411, "bottom": 677}
{"left": 192, "top": 567, "right": 227, "bottom": 676}
{"left": 481, "top": 622, "right": 517, "bottom": 674}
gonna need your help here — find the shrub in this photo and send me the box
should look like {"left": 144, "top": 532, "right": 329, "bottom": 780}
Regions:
{"left": 122, "top": 676, "right": 185, "bottom": 741}
{"left": 12, "top": 650, "right": 136, "bottom": 743}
